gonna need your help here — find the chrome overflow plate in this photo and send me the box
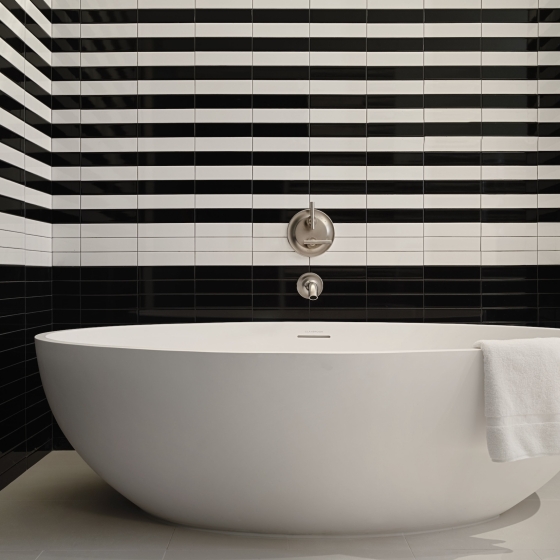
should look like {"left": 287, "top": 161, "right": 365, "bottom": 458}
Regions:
{"left": 287, "top": 202, "right": 335, "bottom": 257}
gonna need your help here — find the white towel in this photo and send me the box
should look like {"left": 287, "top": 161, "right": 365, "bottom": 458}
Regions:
{"left": 474, "top": 337, "right": 560, "bottom": 463}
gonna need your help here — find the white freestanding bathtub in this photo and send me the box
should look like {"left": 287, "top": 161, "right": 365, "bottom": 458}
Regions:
{"left": 36, "top": 322, "right": 560, "bottom": 536}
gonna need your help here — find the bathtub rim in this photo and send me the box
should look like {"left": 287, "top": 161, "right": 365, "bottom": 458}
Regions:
{"left": 34, "top": 321, "right": 560, "bottom": 355}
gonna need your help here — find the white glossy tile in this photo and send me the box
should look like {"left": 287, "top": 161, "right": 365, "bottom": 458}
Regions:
{"left": 424, "top": 237, "right": 481, "bottom": 252}
{"left": 424, "top": 167, "right": 481, "bottom": 181}
{"left": 253, "top": 223, "right": 290, "bottom": 238}
{"left": 368, "top": 237, "right": 423, "bottom": 251}
{"left": 424, "top": 252, "right": 481, "bottom": 266}
{"left": 421, "top": 223, "right": 476, "bottom": 239}
{"left": 139, "top": 23, "right": 194, "bottom": 37}
{"left": 481, "top": 194, "right": 537, "bottom": 209}
{"left": 485, "top": 80, "right": 537, "bottom": 94}
{"left": 138, "top": 252, "right": 194, "bottom": 266}
{"left": 254, "top": 0, "right": 308, "bottom": 7}
{"left": 367, "top": 251, "right": 423, "bottom": 266}
{"left": 482, "top": 237, "right": 537, "bottom": 251}
{"left": 425, "top": 52, "right": 480, "bottom": 66}
{"left": 482, "top": 23, "right": 538, "bottom": 37}
{"left": 311, "top": 195, "right": 366, "bottom": 209}
{"left": 52, "top": 238, "right": 80, "bottom": 252}
{"left": 539, "top": 252, "right": 560, "bottom": 265}
{"left": 484, "top": 223, "right": 537, "bottom": 237}
{"left": 424, "top": 194, "right": 480, "bottom": 209}
{"left": 81, "top": 253, "right": 138, "bottom": 267}
{"left": 311, "top": 52, "right": 366, "bottom": 66}
{"left": 195, "top": 252, "right": 252, "bottom": 266}
{"left": 483, "top": 251, "right": 538, "bottom": 265}
{"left": 253, "top": 237, "right": 292, "bottom": 252}
{"left": 253, "top": 252, "right": 309, "bottom": 266}
{"left": 428, "top": 0, "right": 479, "bottom": 8}
{"left": 0, "top": 499, "right": 173, "bottom": 550}
{"left": 139, "top": 223, "right": 194, "bottom": 238}
{"left": 309, "top": 251, "right": 367, "bottom": 266}
{"left": 53, "top": 224, "right": 80, "bottom": 238}
{"left": 367, "top": 194, "right": 423, "bottom": 209}
{"left": 195, "top": 238, "right": 252, "bottom": 252}
{"left": 138, "top": 195, "right": 194, "bottom": 209}
{"left": 53, "top": 253, "right": 80, "bottom": 267}
{"left": 367, "top": 24, "right": 423, "bottom": 37}
{"left": 81, "top": 224, "right": 137, "bottom": 238}
{"left": 425, "top": 80, "right": 481, "bottom": 95}
{"left": 81, "top": 196, "right": 137, "bottom": 210}
{"left": 368, "top": 223, "right": 424, "bottom": 237}
{"left": 482, "top": 51, "right": 537, "bottom": 66}
{"left": 253, "top": 23, "right": 310, "bottom": 37}
{"left": 536, "top": 238, "right": 560, "bottom": 251}
{"left": 81, "top": 238, "right": 138, "bottom": 252}
{"left": 252, "top": 195, "right": 306, "bottom": 211}
{"left": 311, "top": 166, "right": 367, "bottom": 181}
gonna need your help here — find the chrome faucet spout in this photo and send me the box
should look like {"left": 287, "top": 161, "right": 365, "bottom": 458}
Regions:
{"left": 297, "top": 273, "right": 323, "bottom": 300}
{"left": 307, "top": 281, "right": 319, "bottom": 301}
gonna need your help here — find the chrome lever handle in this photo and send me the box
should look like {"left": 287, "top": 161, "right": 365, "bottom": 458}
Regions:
{"left": 303, "top": 239, "right": 333, "bottom": 245}
{"left": 308, "top": 201, "right": 316, "bottom": 230}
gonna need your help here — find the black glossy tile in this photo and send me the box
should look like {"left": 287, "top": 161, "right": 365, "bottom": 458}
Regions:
{"left": 254, "top": 9, "right": 308, "bottom": 23}
{"left": 483, "top": 9, "right": 537, "bottom": 23}
{"left": 426, "top": 38, "right": 481, "bottom": 52}
{"left": 367, "top": 308, "right": 423, "bottom": 322}
{"left": 368, "top": 9, "right": 423, "bottom": 23}
{"left": 310, "top": 308, "right": 367, "bottom": 322}
{"left": 424, "top": 309, "right": 481, "bottom": 323}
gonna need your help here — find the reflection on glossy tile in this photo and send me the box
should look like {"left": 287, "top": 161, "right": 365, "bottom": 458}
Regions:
{"left": 405, "top": 499, "right": 560, "bottom": 551}
{"left": 3, "top": 453, "right": 560, "bottom": 558}
{"left": 40, "top": 553, "right": 166, "bottom": 560}
{"left": 412, "top": 552, "right": 539, "bottom": 560}
{"left": 286, "top": 536, "right": 411, "bottom": 555}
{"left": 0, "top": 500, "right": 174, "bottom": 551}
{"left": 535, "top": 552, "right": 560, "bottom": 560}
{"left": 0, "top": 553, "right": 42, "bottom": 560}
{"left": 167, "top": 529, "right": 288, "bottom": 557}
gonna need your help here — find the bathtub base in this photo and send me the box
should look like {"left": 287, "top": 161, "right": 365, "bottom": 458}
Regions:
{"left": 36, "top": 322, "right": 560, "bottom": 535}
{"left": 148, "top": 514, "right": 502, "bottom": 538}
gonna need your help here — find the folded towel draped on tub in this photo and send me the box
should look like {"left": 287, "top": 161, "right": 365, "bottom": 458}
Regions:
{"left": 474, "top": 337, "right": 560, "bottom": 463}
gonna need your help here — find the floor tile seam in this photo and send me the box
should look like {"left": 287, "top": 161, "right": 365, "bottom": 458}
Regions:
{"left": 165, "top": 527, "right": 177, "bottom": 551}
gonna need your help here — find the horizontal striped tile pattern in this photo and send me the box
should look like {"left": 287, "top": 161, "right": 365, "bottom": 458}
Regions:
{"left": 0, "top": 0, "right": 53, "bottom": 490}
{"left": 45, "top": 0, "right": 560, "bottom": 268}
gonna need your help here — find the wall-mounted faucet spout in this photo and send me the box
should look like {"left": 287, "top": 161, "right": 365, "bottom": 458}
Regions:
{"left": 297, "top": 273, "right": 323, "bottom": 300}
{"left": 308, "top": 281, "right": 319, "bottom": 300}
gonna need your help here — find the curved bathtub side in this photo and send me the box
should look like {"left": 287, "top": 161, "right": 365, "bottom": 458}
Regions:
{"left": 36, "top": 338, "right": 560, "bottom": 535}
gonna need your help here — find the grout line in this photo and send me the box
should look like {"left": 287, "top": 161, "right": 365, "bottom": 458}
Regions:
{"left": 165, "top": 526, "right": 177, "bottom": 551}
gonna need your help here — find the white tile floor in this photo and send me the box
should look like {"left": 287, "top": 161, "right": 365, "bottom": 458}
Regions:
{"left": 1, "top": 452, "right": 560, "bottom": 560}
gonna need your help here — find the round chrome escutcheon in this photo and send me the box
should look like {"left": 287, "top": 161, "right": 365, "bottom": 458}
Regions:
{"left": 287, "top": 208, "right": 335, "bottom": 257}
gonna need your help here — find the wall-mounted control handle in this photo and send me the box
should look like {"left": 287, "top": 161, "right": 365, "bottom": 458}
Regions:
{"left": 303, "top": 239, "right": 332, "bottom": 245}
{"left": 287, "top": 202, "right": 335, "bottom": 257}
{"left": 308, "top": 201, "right": 316, "bottom": 230}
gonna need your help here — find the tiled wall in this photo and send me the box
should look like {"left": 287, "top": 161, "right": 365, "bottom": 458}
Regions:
{"left": 0, "top": 0, "right": 53, "bottom": 488}
{"left": 3, "top": 0, "right": 560, "bottom": 466}
{"left": 50, "top": 0, "right": 560, "bottom": 270}
{"left": 46, "top": 0, "right": 560, "bottom": 329}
